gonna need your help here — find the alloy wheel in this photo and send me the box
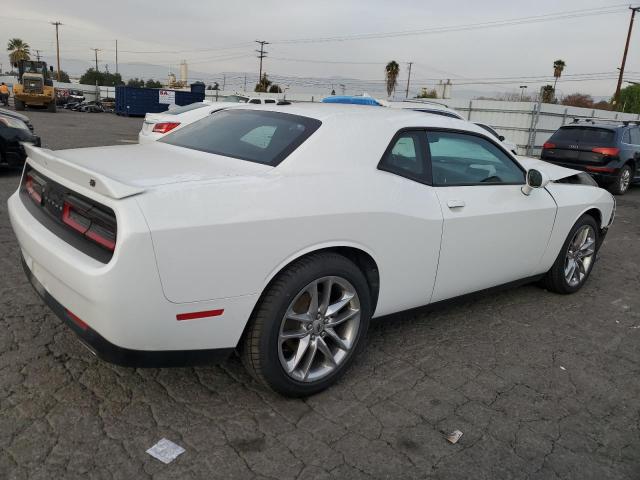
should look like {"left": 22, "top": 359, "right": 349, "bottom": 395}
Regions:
{"left": 620, "top": 168, "right": 631, "bottom": 193}
{"left": 278, "top": 276, "right": 361, "bottom": 383}
{"left": 564, "top": 225, "right": 596, "bottom": 287}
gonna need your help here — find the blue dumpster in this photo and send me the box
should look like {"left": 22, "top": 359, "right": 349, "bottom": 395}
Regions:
{"left": 115, "top": 83, "right": 205, "bottom": 116}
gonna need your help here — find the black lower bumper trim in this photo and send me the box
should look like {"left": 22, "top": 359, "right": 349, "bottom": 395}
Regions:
{"left": 21, "top": 257, "right": 233, "bottom": 368}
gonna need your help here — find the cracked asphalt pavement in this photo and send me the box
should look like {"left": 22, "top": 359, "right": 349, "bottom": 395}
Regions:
{"left": 1, "top": 109, "right": 639, "bottom": 479}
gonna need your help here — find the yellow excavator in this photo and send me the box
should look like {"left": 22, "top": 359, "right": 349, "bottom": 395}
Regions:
{"left": 12, "top": 60, "right": 56, "bottom": 112}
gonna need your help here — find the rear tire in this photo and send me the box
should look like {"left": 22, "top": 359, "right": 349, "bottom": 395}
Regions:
{"left": 14, "top": 99, "right": 25, "bottom": 111}
{"left": 542, "top": 214, "right": 599, "bottom": 294}
{"left": 47, "top": 101, "right": 57, "bottom": 113}
{"left": 608, "top": 164, "right": 632, "bottom": 195}
{"left": 240, "top": 252, "right": 371, "bottom": 397}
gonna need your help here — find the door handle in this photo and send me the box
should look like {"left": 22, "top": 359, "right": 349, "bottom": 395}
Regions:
{"left": 447, "top": 200, "right": 466, "bottom": 209}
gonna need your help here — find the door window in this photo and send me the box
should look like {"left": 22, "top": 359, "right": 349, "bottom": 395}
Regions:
{"left": 378, "top": 131, "right": 428, "bottom": 182}
{"left": 427, "top": 131, "right": 525, "bottom": 186}
{"left": 630, "top": 127, "right": 640, "bottom": 145}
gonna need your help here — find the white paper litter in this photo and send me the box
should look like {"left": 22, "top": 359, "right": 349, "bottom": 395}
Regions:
{"left": 559, "top": 366, "right": 566, "bottom": 371}
{"left": 146, "top": 438, "right": 185, "bottom": 464}
{"left": 446, "top": 430, "right": 463, "bottom": 444}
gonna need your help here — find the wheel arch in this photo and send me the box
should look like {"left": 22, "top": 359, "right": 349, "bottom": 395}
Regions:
{"left": 581, "top": 207, "right": 602, "bottom": 228}
{"left": 237, "top": 243, "right": 381, "bottom": 350}
{"left": 262, "top": 243, "right": 380, "bottom": 312}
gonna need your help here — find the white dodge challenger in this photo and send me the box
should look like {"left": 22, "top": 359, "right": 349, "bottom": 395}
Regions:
{"left": 8, "top": 104, "right": 614, "bottom": 396}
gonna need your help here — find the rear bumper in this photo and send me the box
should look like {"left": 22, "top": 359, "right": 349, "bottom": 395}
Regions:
{"left": 22, "top": 257, "right": 233, "bottom": 367}
{"left": 541, "top": 158, "right": 621, "bottom": 182}
{"left": 8, "top": 183, "right": 259, "bottom": 356}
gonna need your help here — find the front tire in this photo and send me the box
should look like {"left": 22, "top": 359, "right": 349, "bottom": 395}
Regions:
{"left": 542, "top": 214, "right": 599, "bottom": 294}
{"left": 14, "top": 99, "right": 25, "bottom": 111}
{"left": 240, "top": 252, "right": 371, "bottom": 397}
{"left": 47, "top": 101, "right": 57, "bottom": 113}
{"left": 608, "top": 164, "right": 632, "bottom": 195}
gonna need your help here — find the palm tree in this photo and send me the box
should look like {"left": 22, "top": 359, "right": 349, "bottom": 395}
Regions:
{"left": 552, "top": 59, "right": 566, "bottom": 100}
{"left": 385, "top": 61, "right": 400, "bottom": 98}
{"left": 7, "top": 38, "right": 31, "bottom": 65}
{"left": 541, "top": 85, "right": 555, "bottom": 103}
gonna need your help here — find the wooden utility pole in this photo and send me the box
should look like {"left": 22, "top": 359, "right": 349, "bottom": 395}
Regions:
{"left": 255, "top": 40, "right": 269, "bottom": 87}
{"left": 405, "top": 62, "right": 413, "bottom": 98}
{"left": 34, "top": 49, "right": 42, "bottom": 61}
{"left": 91, "top": 48, "right": 101, "bottom": 72}
{"left": 614, "top": 6, "right": 640, "bottom": 107}
{"left": 115, "top": 40, "right": 118, "bottom": 75}
{"left": 51, "top": 21, "right": 62, "bottom": 81}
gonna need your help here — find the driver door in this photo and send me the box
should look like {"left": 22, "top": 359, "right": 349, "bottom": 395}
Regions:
{"left": 427, "top": 130, "right": 557, "bottom": 302}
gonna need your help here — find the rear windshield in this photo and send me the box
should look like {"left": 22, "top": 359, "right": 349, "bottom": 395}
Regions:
{"left": 160, "top": 109, "right": 322, "bottom": 165}
{"left": 166, "top": 102, "right": 209, "bottom": 115}
{"left": 550, "top": 127, "right": 616, "bottom": 145}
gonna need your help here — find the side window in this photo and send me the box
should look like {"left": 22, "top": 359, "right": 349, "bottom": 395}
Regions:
{"left": 264, "top": 99, "right": 276, "bottom": 104}
{"left": 379, "top": 131, "right": 428, "bottom": 182}
{"left": 249, "top": 99, "right": 261, "bottom": 104}
{"left": 622, "top": 129, "right": 631, "bottom": 144}
{"left": 427, "top": 131, "right": 525, "bottom": 186}
{"left": 630, "top": 127, "right": 640, "bottom": 145}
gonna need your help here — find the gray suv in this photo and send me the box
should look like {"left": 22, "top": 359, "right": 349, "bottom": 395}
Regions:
{"left": 541, "top": 120, "right": 640, "bottom": 195}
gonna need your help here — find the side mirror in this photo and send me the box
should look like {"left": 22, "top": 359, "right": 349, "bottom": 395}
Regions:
{"left": 522, "top": 169, "right": 550, "bottom": 196}
{"left": 498, "top": 135, "right": 505, "bottom": 141}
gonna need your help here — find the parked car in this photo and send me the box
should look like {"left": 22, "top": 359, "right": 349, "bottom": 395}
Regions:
{"left": 0, "top": 112, "right": 40, "bottom": 168}
{"left": 0, "top": 108, "right": 35, "bottom": 132}
{"left": 475, "top": 122, "right": 518, "bottom": 154}
{"left": 9, "top": 104, "right": 614, "bottom": 396}
{"left": 541, "top": 120, "right": 640, "bottom": 195}
{"left": 222, "top": 94, "right": 279, "bottom": 104}
{"left": 388, "top": 100, "right": 465, "bottom": 120}
{"left": 139, "top": 101, "right": 241, "bottom": 143}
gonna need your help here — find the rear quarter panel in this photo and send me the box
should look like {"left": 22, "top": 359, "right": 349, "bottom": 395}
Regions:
{"left": 136, "top": 119, "right": 444, "bottom": 316}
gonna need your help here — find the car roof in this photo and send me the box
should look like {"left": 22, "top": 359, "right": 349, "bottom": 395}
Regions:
{"left": 386, "top": 101, "right": 464, "bottom": 119}
{"left": 231, "top": 102, "right": 481, "bottom": 133}
{"left": 559, "top": 124, "right": 620, "bottom": 132}
{"left": 322, "top": 95, "right": 382, "bottom": 106}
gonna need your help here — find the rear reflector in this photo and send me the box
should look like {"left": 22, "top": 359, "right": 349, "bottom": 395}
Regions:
{"left": 586, "top": 166, "right": 616, "bottom": 173}
{"left": 176, "top": 309, "right": 224, "bottom": 321}
{"left": 542, "top": 142, "right": 556, "bottom": 149}
{"left": 152, "top": 122, "right": 180, "bottom": 134}
{"left": 66, "top": 309, "right": 89, "bottom": 330}
{"left": 591, "top": 147, "right": 620, "bottom": 156}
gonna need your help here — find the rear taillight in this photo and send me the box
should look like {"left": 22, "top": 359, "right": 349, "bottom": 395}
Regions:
{"left": 591, "top": 147, "right": 620, "bottom": 156}
{"left": 542, "top": 142, "right": 556, "bottom": 149}
{"left": 152, "top": 122, "right": 180, "bottom": 134}
{"left": 25, "top": 173, "right": 43, "bottom": 204}
{"left": 62, "top": 197, "right": 116, "bottom": 251}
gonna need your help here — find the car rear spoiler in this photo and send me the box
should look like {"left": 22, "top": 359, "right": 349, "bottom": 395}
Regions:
{"left": 23, "top": 144, "right": 145, "bottom": 199}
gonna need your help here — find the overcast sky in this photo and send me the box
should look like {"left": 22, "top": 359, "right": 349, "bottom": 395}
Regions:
{"left": 1, "top": 0, "right": 638, "bottom": 98}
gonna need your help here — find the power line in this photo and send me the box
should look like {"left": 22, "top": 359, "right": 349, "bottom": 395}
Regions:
{"left": 271, "top": 4, "right": 630, "bottom": 44}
